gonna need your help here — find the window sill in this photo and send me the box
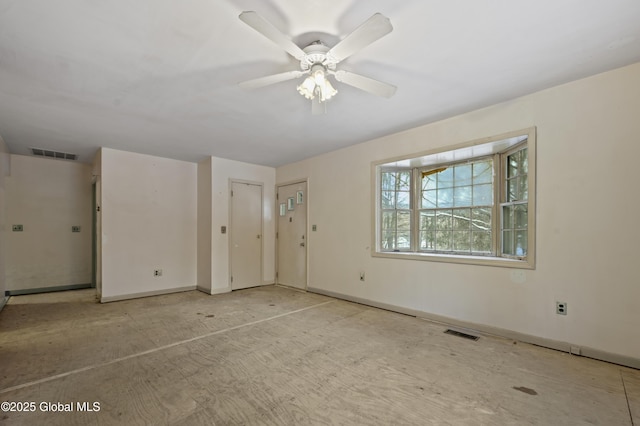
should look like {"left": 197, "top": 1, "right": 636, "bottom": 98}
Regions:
{"left": 372, "top": 250, "right": 534, "bottom": 269}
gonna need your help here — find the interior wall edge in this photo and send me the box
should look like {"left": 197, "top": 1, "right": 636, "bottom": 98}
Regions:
{"left": 307, "top": 286, "right": 640, "bottom": 371}
{"left": 211, "top": 287, "right": 230, "bottom": 295}
{"left": 100, "top": 285, "right": 196, "bottom": 303}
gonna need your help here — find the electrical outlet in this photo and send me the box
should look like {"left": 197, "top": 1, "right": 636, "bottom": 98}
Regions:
{"left": 556, "top": 301, "right": 567, "bottom": 315}
{"left": 12, "top": 224, "right": 23, "bottom": 232}
{"left": 359, "top": 271, "right": 365, "bottom": 281}
{"left": 72, "top": 226, "right": 81, "bottom": 232}
{"left": 154, "top": 269, "right": 162, "bottom": 277}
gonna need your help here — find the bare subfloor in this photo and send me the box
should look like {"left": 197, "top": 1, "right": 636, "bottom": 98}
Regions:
{"left": 0, "top": 285, "right": 638, "bottom": 425}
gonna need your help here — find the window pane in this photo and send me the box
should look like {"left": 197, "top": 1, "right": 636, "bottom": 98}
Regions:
{"left": 437, "top": 188, "right": 453, "bottom": 208}
{"left": 382, "top": 211, "right": 397, "bottom": 230}
{"left": 422, "top": 175, "right": 437, "bottom": 191}
{"left": 452, "top": 208, "right": 470, "bottom": 230}
{"left": 471, "top": 208, "right": 491, "bottom": 231}
{"left": 381, "top": 231, "right": 396, "bottom": 250}
{"left": 503, "top": 230, "right": 514, "bottom": 255}
{"left": 397, "top": 171, "right": 411, "bottom": 191}
{"left": 453, "top": 231, "right": 471, "bottom": 252}
{"left": 472, "top": 231, "right": 491, "bottom": 253}
{"left": 515, "top": 205, "right": 528, "bottom": 228}
{"left": 473, "top": 161, "right": 492, "bottom": 184}
{"left": 515, "top": 230, "right": 528, "bottom": 256}
{"left": 521, "top": 149, "right": 528, "bottom": 174}
{"left": 420, "top": 211, "right": 436, "bottom": 231}
{"left": 396, "top": 191, "right": 410, "bottom": 209}
{"left": 519, "top": 176, "right": 528, "bottom": 201}
{"left": 381, "top": 172, "right": 396, "bottom": 190}
{"left": 503, "top": 205, "right": 514, "bottom": 229}
{"left": 397, "top": 231, "right": 411, "bottom": 249}
{"left": 473, "top": 183, "right": 493, "bottom": 205}
{"left": 381, "top": 191, "right": 396, "bottom": 209}
{"left": 436, "top": 210, "right": 452, "bottom": 231}
{"left": 437, "top": 168, "right": 454, "bottom": 188}
{"left": 420, "top": 231, "right": 435, "bottom": 250}
{"left": 422, "top": 190, "right": 436, "bottom": 208}
{"left": 508, "top": 178, "right": 518, "bottom": 202}
{"left": 436, "top": 231, "right": 452, "bottom": 251}
{"left": 454, "top": 164, "right": 472, "bottom": 186}
{"left": 508, "top": 151, "right": 520, "bottom": 178}
{"left": 453, "top": 186, "right": 472, "bottom": 207}
{"left": 397, "top": 211, "right": 412, "bottom": 231}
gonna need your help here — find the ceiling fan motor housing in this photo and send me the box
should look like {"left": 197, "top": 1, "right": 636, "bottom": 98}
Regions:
{"left": 300, "top": 42, "right": 336, "bottom": 71}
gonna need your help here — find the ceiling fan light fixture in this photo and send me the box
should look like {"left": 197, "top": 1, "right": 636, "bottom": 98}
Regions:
{"left": 297, "top": 75, "right": 316, "bottom": 99}
{"left": 297, "top": 64, "right": 337, "bottom": 103}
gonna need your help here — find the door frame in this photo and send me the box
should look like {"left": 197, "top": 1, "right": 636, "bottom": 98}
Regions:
{"left": 276, "top": 179, "right": 308, "bottom": 290}
{"left": 229, "top": 179, "right": 264, "bottom": 290}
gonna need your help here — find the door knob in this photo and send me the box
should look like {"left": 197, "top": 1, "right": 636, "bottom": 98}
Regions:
{"left": 300, "top": 242, "right": 305, "bottom": 247}
{"left": 257, "top": 234, "right": 261, "bottom": 239}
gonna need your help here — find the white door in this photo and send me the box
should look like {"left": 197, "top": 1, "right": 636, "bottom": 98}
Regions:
{"left": 277, "top": 181, "right": 307, "bottom": 289}
{"left": 230, "top": 181, "right": 263, "bottom": 290}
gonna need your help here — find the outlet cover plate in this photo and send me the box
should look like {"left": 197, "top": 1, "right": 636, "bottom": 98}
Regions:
{"left": 556, "top": 302, "right": 567, "bottom": 315}
{"left": 12, "top": 225, "right": 23, "bottom": 232}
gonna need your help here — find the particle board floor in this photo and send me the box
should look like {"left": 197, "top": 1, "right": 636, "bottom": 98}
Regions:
{"left": 0, "top": 285, "right": 637, "bottom": 425}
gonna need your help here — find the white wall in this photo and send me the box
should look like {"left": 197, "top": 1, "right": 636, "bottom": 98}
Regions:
{"left": 100, "top": 148, "right": 197, "bottom": 301}
{"left": 210, "top": 157, "right": 276, "bottom": 294}
{"left": 0, "top": 136, "right": 9, "bottom": 308}
{"left": 5, "top": 154, "right": 92, "bottom": 292}
{"left": 276, "top": 62, "right": 640, "bottom": 364}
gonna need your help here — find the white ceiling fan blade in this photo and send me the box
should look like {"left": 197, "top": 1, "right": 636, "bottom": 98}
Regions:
{"left": 239, "top": 11, "right": 306, "bottom": 61}
{"left": 311, "top": 97, "right": 326, "bottom": 115}
{"left": 239, "top": 70, "right": 307, "bottom": 90}
{"left": 333, "top": 70, "right": 396, "bottom": 98}
{"left": 326, "top": 13, "right": 393, "bottom": 64}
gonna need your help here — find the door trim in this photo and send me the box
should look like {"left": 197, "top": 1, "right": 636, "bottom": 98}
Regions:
{"left": 229, "top": 179, "right": 264, "bottom": 290}
{"left": 276, "top": 179, "right": 308, "bottom": 290}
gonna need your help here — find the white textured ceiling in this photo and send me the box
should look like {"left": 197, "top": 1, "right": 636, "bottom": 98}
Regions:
{"left": 0, "top": 0, "right": 639, "bottom": 166}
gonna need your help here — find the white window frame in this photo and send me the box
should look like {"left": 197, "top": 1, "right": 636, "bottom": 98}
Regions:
{"left": 372, "top": 127, "right": 536, "bottom": 269}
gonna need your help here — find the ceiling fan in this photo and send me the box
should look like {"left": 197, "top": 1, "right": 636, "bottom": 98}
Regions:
{"left": 238, "top": 11, "right": 397, "bottom": 114}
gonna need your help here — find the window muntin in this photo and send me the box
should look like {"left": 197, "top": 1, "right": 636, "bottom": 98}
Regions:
{"left": 373, "top": 128, "right": 535, "bottom": 268}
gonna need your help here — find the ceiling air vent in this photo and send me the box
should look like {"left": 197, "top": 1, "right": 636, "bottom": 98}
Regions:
{"left": 31, "top": 148, "right": 77, "bottom": 161}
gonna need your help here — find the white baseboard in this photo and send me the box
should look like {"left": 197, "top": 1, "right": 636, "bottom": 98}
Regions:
{"left": 8, "top": 283, "right": 92, "bottom": 296}
{"left": 307, "top": 287, "right": 640, "bottom": 371}
{"left": 101, "top": 285, "right": 196, "bottom": 303}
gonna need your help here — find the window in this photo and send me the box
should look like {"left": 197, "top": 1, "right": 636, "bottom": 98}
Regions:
{"left": 502, "top": 146, "right": 529, "bottom": 257}
{"left": 374, "top": 128, "right": 535, "bottom": 268}
{"left": 418, "top": 158, "right": 493, "bottom": 254}
{"left": 381, "top": 170, "right": 412, "bottom": 251}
